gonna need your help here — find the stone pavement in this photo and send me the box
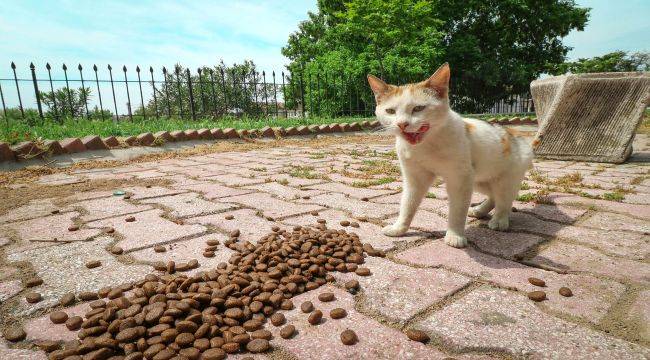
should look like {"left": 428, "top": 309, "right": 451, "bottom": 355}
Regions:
{"left": 0, "top": 134, "right": 649, "bottom": 359}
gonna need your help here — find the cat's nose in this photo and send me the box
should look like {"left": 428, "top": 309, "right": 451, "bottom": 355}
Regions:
{"left": 397, "top": 121, "right": 408, "bottom": 130}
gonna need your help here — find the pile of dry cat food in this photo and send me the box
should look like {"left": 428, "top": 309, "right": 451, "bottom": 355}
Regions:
{"left": 30, "top": 222, "right": 387, "bottom": 360}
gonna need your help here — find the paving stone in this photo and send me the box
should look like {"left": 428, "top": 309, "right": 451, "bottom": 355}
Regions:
{"left": 385, "top": 209, "right": 448, "bottom": 237}
{"left": 0, "top": 280, "right": 22, "bottom": 303}
{"left": 333, "top": 257, "right": 470, "bottom": 324}
{"left": 130, "top": 234, "right": 234, "bottom": 275}
{"left": 86, "top": 209, "right": 206, "bottom": 252}
{"left": 7, "top": 237, "right": 150, "bottom": 315}
{"left": 131, "top": 169, "right": 168, "bottom": 179}
{"left": 63, "top": 190, "right": 114, "bottom": 202}
{"left": 187, "top": 209, "right": 279, "bottom": 244}
{"left": 140, "top": 192, "right": 237, "bottom": 218}
{"left": 265, "top": 174, "right": 327, "bottom": 187}
{"left": 306, "top": 182, "right": 395, "bottom": 199}
{"left": 204, "top": 173, "right": 267, "bottom": 186}
{"left": 36, "top": 173, "right": 84, "bottom": 186}
{"left": 397, "top": 241, "right": 626, "bottom": 323}
{"left": 513, "top": 202, "right": 587, "bottom": 224}
{"left": 546, "top": 192, "right": 650, "bottom": 220}
{"left": 0, "top": 338, "right": 47, "bottom": 359}
{"left": 580, "top": 211, "right": 650, "bottom": 233}
{"left": 302, "top": 192, "right": 397, "bottom": 219}
{"left": 225, "top": 192, "right": 324, "bottom": 219}
{"left": 282, "top": 209, "right": 423, "bottom": 251}
{"left": 625, "top": 290, "right": 650, "bottom": 342}
{"left": 269, "top": 284, "right": 479, "bottom": 360}
{"left": 24, "top": 301, "right": 92, "bottom": 342}
{"left": 179, "top": 182, "right": 254, "bottom": 199}
{"left": 1, "top": 212, "right": 101, "bottom": 242}
{"left": 0, "top": 266, "right": 18, "bottom": 281}
{"left": 464, "top": 225, "right": 544, "bottom": 258}
{"left": 0, "top": 237, "right": 9, "bottom": 247}
{"left": 0, "top": 199, "right": 60, "bottom": 224}
{"left": 123, "top": 185, "right": 187, "bottom": 200}
{"left": 242, "top": 182, "right": 326, "bottom": 201}
{"left": 71, "top": 196, "right": 152, "bottom": 221}
{"left": 414, "top": 286, "right": 649, "bottom": 359}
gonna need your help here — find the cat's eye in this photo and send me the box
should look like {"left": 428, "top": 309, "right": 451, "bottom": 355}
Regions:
{"left": 386, "top": 108, "right": 396, "bottom": 114}
{"left": 412, "top": 105, "right": 426, "bottom": 113}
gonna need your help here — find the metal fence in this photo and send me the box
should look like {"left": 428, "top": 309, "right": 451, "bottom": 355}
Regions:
{"left": 0, "top": 61, "right": 534, "bottom": 124}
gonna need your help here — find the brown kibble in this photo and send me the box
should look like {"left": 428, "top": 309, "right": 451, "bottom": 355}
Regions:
{"left": 206, "top": 239, "right": 220, "bottom": 246}
{"left": 300, "top": 301, "right": 314, "bottom": 313}
{"left": 201, "top": 348, "right": 226, "bottom": 360}
{"left": 175, "top": 332, "right": 195, "bottom": 346}
{"left": 270, "top": 313, "right": 286, "bottom": 326}
{"left": 350, "top": 222, "right": 360, "bottom": 228}
{"left": 203, "top": 251, "right": 215, "bottom": 258}
{"left": 65, "top": 316, "right": 83, "bottom": 330}
{"left": 25, "top": 291, "right": 42, "bottom": 303}
{"left": 279, "top": 325, "right": 296, "bottom": 339}
{"left": 318, "top": 292, "right": 335, "bottom": 302}
{"left": 317, "top": 218, "right": 326, "bottom": 224}
{"left": 79, "top": 291, "right": 99, "bottom": 301}
{"left": 361, "top": 197, "right": 369, "bottom": 202}
{"left": 105, "top": 227, "right": 115, "bottom": 234}
{"left": 250, "top": 329, "right": 272, "bottom": 340}
{"left": 559, "top": 287, "right": 573, "bottom": 297}
{"left": 125, "top": 216, "right": 136, "bottom": 222}
{"left": 51, "top": 209, "right": 60, "bottom": 214}
{"left": 308, "top": 310, "right": 323, "bottom": 325}
{"left": 230, "top": 229, "right": 241, "bottom": 238}
{"left": 225, "top": 214, "right": 234, "bottom": 220}
{"left": 528, "top": 277, "right": 546, "bottom": 287}
{"left": 310, "top": 211, "right": 319, "bottom": 216}
{"left": 68, "top": 225, "right": 79, "bottom": 231}
{"left": 86, "top": 260, "right": 102, "bottom": 269}
{"left": 345, "top": 279, "right": 360, "bottom": 290}
{"left": 25, "top": 277, "right": 43, "bottom": 287}
{"left": 406, "top": 329, "right": 430, "bottom": 343}
{"left": 221, "top": 342, "right": 240, "bottom": 353}
{"left": 246, "top": 338, "right": 270, "bottom": 353}
{"left": 330, "top": 308, "right": 347, "bottom": 319}
{"left": 59, "top": 293, "right": 75, "bottom": 306}
{"left": 49, "top": 311, "right": 68, "bottom": 324}
{"left": 3, "top": 327, "right": 26, "bottom": 342}
{"left": 154, "top": 245, "right": 166, "bottom": 253}
{"left": 340, "top": 220, "right": 350, "bottom": 227}
{"left": 528, "top": 291, "right": 547, "bottom": 302}
{"left": 355, "top": 267, "right": 371, "bottom": 276}
{"left": 340, "top": 329, "right": 358, "bottom": 345}
{"left": 36, "top": 340, "right": 60, "bottom": 352}
{"left": 110, "top": 246, "right": 123, "bottom": 255}
{"left": 358, "top": 216, "right": 368, "bottom": 222}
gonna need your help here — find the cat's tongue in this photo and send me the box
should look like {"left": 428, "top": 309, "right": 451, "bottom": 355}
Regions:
{"left": 402, "top": 124, "right": 430, "bottom": 145}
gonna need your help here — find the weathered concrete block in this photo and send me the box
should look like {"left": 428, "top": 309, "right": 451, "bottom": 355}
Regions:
{"left": 11, "top": 141, "right": 40, "bottom": 158}
{"left": 222, "top": 128, "right": 238, "bottom": 139}
{"left": 102, "top": 136, "right": 120, "bottom": 148}
{"left": 122, "top": 136, "right": 137, "bottom": 146}
{"left": 284, "top": 127, "right": 299, "bottom": 136}
{"left": 197, "top": 128, "right": 213, "bottom": 139}
{"left": 210, "top": 128, "right": 225, "bottom": 139}
{"left": 184, "top": 129, "right": 199, "bottom": 140}
{"left": 154, "top": 131, "right": 173, "bottom": 143}
{"left": 136, "top": 133, "right": 155, "bottom": 146}
{"left": 169, "top": 130, "right": 187, "bottom": 141}
{"left": 259, "top": 126, "right": 275, "bottom": 137}
{"left": 60, "top": 138, "right": 86, "bottom": 153}
{"left": 531, "top": 72, "right": 650, "bottom": 163}
{"left": 81, "top": 135, "right": 109, "bottom": 150}
{"left": 42, "top": 140, "right": 65, "bottom": 155}
{"left": 0, "top": 142, "right": 16, "bottom": 162}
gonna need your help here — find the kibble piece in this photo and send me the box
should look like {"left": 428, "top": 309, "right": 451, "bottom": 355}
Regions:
{"left": 3, "top": 327, "right": 26, "bottom": 342}
{"left": 206, "top": 239, "right": 220, "bottom": 246}
{"left": 330, "top": 308, "right": 347, "bottom": 319}
{"left": 125, "top": 216, "right": 136, "bottom": 222}
{"left": 270, "top": 313, "right": 286, "bottom": 326}
{"left": 528, "top": 277, "right": 546, "bottom": 287}
{"left": 559, "top": 287, "right": 573, "bottom": 297}
{"left": 310, "top": 211, "right": 319, "bottom": 216}
{"left": 340, "top": 220, "right": 350, "bottom": 227}
{"left": 317, "top": 218, "right": 326, "bottom": 224}
{"left": 79, "top": 291, "right": 99, "bottom": 301}
{"left": 230, "top": 229, "right": 241, "bottom": 238}
{"left": 350, "top": 222, "right": 360, "bottom": 228}
{"left": 25, "top": 277, "right": 43, "bottom": 287}
{"left": 355, "top": 267, "right": 371, "bottom": 276}
{"left": 221, "top": 342, "right": 240, "bottom": 354}
{"left": 345, "top": 280, "right": 360, "bottom": 290}
{"left": 528, "top": 291, "right": 547, "bottom": 302}
{"left": 105, "top": 227, "right": 115, "bottom": 234}
{"left": 201, "top": 348, "right": 226, "bottom": 360}
{"left": 49, "top": 311, "right": 69, "bottom": 324}
{"left": 246, "top": 338, "right": 270, "bottom": 353}
{"left": 300, "top": 301, "right": 314, "bottom": 313}
{"left": 203, "top": 251, "right": 215, "bottom": 258}
{"left": 279, "top": 325, "right": 295, "bottom": 339}
{"left": 318, "top": 292, "right": 335, "bottom": 302}
{"left": 225, "top": 214, "right": 234, "bottom": 220}
{"left": 308, "top": 310, "right": 323, "bottom": 325}
{"left": 340, "top": 329, "right": 358, "bottom": 345}
{"left": 154, "top": 245, "right": 166, "bottom": 253}
{"left": 36, "top": 340, "right": 60, "bottom": 352}
{"left": 65, "top": 316, "right": 83, "bottom": 330}
{"left": 68, "top": 225, "right": 79, "bottom": 232}
{"left": 25, "top": 292, "right": 42, "bottom": 303}
{"left": 110, "top": 246, "right": 124, "bottom": 255}
{"left": 406, "top": 329, "right": 430, "bottom": 343}
{"left": 86, "top": 260, "right": 102, "bottom": 269}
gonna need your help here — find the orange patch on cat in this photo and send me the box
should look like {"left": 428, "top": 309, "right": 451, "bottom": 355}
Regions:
{"left": 532, "top": 137, "right": 541, "bottom": 149}
{"left": 501, "top": 134, "right": 511, "bottom": 155}
{"left": 464, "top": 122, "right": 475, "bottom": 132}
{"left": 505, "top": 128, "right": 536, "bottom": 137}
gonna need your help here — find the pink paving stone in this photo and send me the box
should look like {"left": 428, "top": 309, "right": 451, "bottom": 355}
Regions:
{"left": 36, "top": 173, "right": 84, "bottom": 186}
{"left": 0, "top": 198, "right": 60, "bottom": 224}
{"left": 7, "top": 237, "right": 151, "bottom": 315}
{"left": 623, "top": 192, "right": 650, "bottom": 205}
{"left": 413, "top": 286, "right": 649, "bottom": 359}
{"left": 531, "top": 241, "right": 650, "bottom": 284}
{"left": 63, "top": 189, "right": 114, "bottom": 202}
{"left": 242, "top": 182, "right": 326, "bottom": 201}
{"left": 546, "top": 192, "right": 650, "bottom": 220}
{"left": 282, "top": 209, "right": 423, "bottom": 251}
{"left": 130, "top": 234, "right": 234, "bottom": 275}
{"left": 1, "top": 212, "right": 101, "bottom": 242}
{"left": 464, "top": 225, "right": 544, "bottom": 258}
{"left": 0, "top": 236, "right": 9, "bottom": 247}
{"left": 225, "top": 192, "right": 324, "bottom": 219}
{"left": 268, "top": 284, "right": 484, "bottom": 360}
{"left": 140, "top": 192, "right": 237, "bottom": 218}
{"left": 396, "top": 241, "right": 626, "bottom": 323}
{"left": 0, "top": 280, "right": 22, "bottom": 303}
{"left": 71, "top": 196, "right": 152, "bottom": 221}
{"left": 306, "top": 182, "right": 395, "bottom": 199}
{"left": 187, "top": 209, "right": 279, "bottom": 245}
{"left": 123, "top": 185, "right": 187, "bottom": 200}
{"left": 202, "top": 173, "right": 266, "bottom": 187}
{"left": 302, "top": 192, "right": 397, "bottom": 219}
{"left": 626, "top": 290, "right": 650, "bottom": 342}
{"left": 24, "top": 301, "right": 92, "bottom": 342}
{"left": 265, "top": 174, "right": 327, "bottom": 187}
{"left": 332, "top": 257, "right": 470, "bottom": 324}
{"left": 0, "top": 339, "right": 47, "bottom": 359}
{"left": 167, "top": 174, "right": 206, "bottom": 186}
{"left": 178, "top": 181, "right": 254, "bottom": 199}
{"left": 579, "top": 211, "right": 650, "bottom": 233}
{"left": 385, "top": 209, "right": 448, "bottom": 237}
{"left": 513, "top": 202, "right": 587, "bottom": 224}
{"left": 131, "top": 169, "right": 168, "bottom": 179}
{"left": 0, "top": 266, "right": 19, "bottom": 281}
{"left": 86, "top": 209, "right": 206, "bottom": 252}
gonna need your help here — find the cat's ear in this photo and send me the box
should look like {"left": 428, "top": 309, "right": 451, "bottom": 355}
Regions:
{"left": 367, "top": 74, "right": 389, "bottom": 96}
{"left": 424, "top": 63, "right": 450, "bottom": 98}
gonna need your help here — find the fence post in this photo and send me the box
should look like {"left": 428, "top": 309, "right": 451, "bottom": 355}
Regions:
{"left": 231, "top": 68, "right": 238, "bottom": 115}
{"left": 11, "top": 62, "right": 24, "bottom": 119}
{"left": 30, "top": 63, "right": 44, "bottom": 120}
{"left": 307, "top": 72, "right": 313, "bottom": 117}
{"left": 281, "top": 72, "right": 287, "bottom": 118}
{"left": 149, "top": 66, "right": 158, "bottom": 119}
{"left": 240, "top": 68, "right": 248, "bottom": 114}
{"left": 0, "top": 82, "right": 7, "bottom": 121}
{"left": 272, "top": 71, "right": 278, "bottom": 117}
{"left": 77, "top": 65, "right": 90, "bottom": 119}
{"left": 316, "top": 71, "right": 321, "bottom": 117}
{"left": 209, "top": 69, "right": 217, "bottom": 117}
{"left": 197, "top": 68, "right": 206, "bottom": 117}
{"left": 62, "top": 64, "right": 74, "bottom": 118}
{"left": 299, "top": 69, "right": 305, "bottom": 118}
{"left": 186, "top": 68, "right": 196, "bottom": 121}
{"left": 123, "top": 66, "right": 133, "bottom": 121}
{"left": 175, "top": 67, "right": 183, "bottom": 118}
{"left": 136, "top": 66, "right": 146, "bottom": 120}
{"left": 162, "top": 67, "right": 171, "bottom": 118}
{"left": 220, "top": 68, "right": 228, "bottom": 115}
{"left": 252, "top": 70, "right": 259, "bottom": 114}
{"left": 92, "top": 65, "right": 104, "bottom": 121}
{"left": 108, "top": 64, "right": 119, "bottom": 123}
{"left": 262, "top": 71, "right": 268, "bottom": 117}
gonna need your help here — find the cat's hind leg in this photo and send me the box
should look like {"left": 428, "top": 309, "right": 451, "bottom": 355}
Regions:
{"left": 487, "top": 174, "right": 522, "bottom": 231}
{"left": 468, "top": 182, "right": 494, "bottom": 219}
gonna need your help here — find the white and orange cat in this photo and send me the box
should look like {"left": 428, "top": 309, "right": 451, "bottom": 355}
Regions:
{"left": 368, "top": 63, "right": 533, "bottom": 248}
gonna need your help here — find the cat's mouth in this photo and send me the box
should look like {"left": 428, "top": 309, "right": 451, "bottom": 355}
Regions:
{"left": 400, "top": 124, "right": 430, "bottom": 145}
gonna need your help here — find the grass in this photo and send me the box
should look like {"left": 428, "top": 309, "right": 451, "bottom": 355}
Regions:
{"left": 287, "top": 165, "right": 320, "bottom": 179}
{"left": 425, "top": 192, "right": 437, "bottom": 199}
{"left": 0, "top": 115, "right": 372, "bottom": 145}
{"left": 351, "top": 176, "right": 396, "bottom": 188}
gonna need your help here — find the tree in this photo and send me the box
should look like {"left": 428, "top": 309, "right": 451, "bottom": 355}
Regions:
{"left": 550, "top": 51, "right": 650, "bottom": 74}
{"left": 283, "top": 0, "right": 589, "bottom": 113}
{"left": 40, "top": 87, "right": 91, "bottom": 119}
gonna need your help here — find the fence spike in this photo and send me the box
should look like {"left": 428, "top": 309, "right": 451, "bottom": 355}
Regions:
{"left": 93, "top": 64, "right": 97, "bottom": 71}
{"left": 46, "top": 63, "right": 51, "bottom": 70}
{"left": 149, "top": 66, "right": 153, "bottom": 73}
{"left": 162, "top": 66, "right": 167, "bottom": 74}
{"left": 108, "top": 64, "right": 112, "bottom": 70}
{"left": 78, "top": 64, "right": 82, "bottom": 71}
{"left": 122, "top": 65, "right": 127, "bottom": 72}
{"left": 11, "top": 62, "right": 16, "bottom": 69}
{"left": 136, "top": 66, "right": 140, "bottom": 72}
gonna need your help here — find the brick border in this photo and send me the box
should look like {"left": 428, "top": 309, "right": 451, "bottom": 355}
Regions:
{"left": 0, "top": 117, "right": 537, "bottom": 163}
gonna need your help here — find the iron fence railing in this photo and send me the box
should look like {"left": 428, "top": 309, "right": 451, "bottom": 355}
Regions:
{"left": 0, "top": 61, "right": 534, "bottom": 125}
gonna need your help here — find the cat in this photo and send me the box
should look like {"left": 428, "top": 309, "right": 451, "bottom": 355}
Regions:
{"left": 367, "top": 63, "right": 534, "bottom": 248}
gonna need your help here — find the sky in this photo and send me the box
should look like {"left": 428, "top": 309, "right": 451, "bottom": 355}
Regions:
{"left": 0, "top": 0, "right": 647, "bottom": 112}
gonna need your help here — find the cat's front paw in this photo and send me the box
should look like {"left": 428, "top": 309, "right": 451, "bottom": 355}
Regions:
{"left": 488, "top": 215, "right": 510, "bottom": 231}
{"left": 444, "top": 231, "right": 467, "bottom": 248}
{"left": 382, "top": 224, "right": 408, "bottom": 237}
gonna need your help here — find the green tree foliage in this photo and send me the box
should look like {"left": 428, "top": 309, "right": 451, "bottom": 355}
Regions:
{"left": 550, "top": 51, "right": 650, "bottom": 74}
{"left": 283, "top": 0, "right": 589, "bottom": 113}
{"left": 39, "top": 87, "right": 91, "bottom": 119}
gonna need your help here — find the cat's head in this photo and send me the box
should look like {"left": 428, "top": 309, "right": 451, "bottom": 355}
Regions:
{"left": 367, "top": 63, "right": 450, "bottom": 145}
